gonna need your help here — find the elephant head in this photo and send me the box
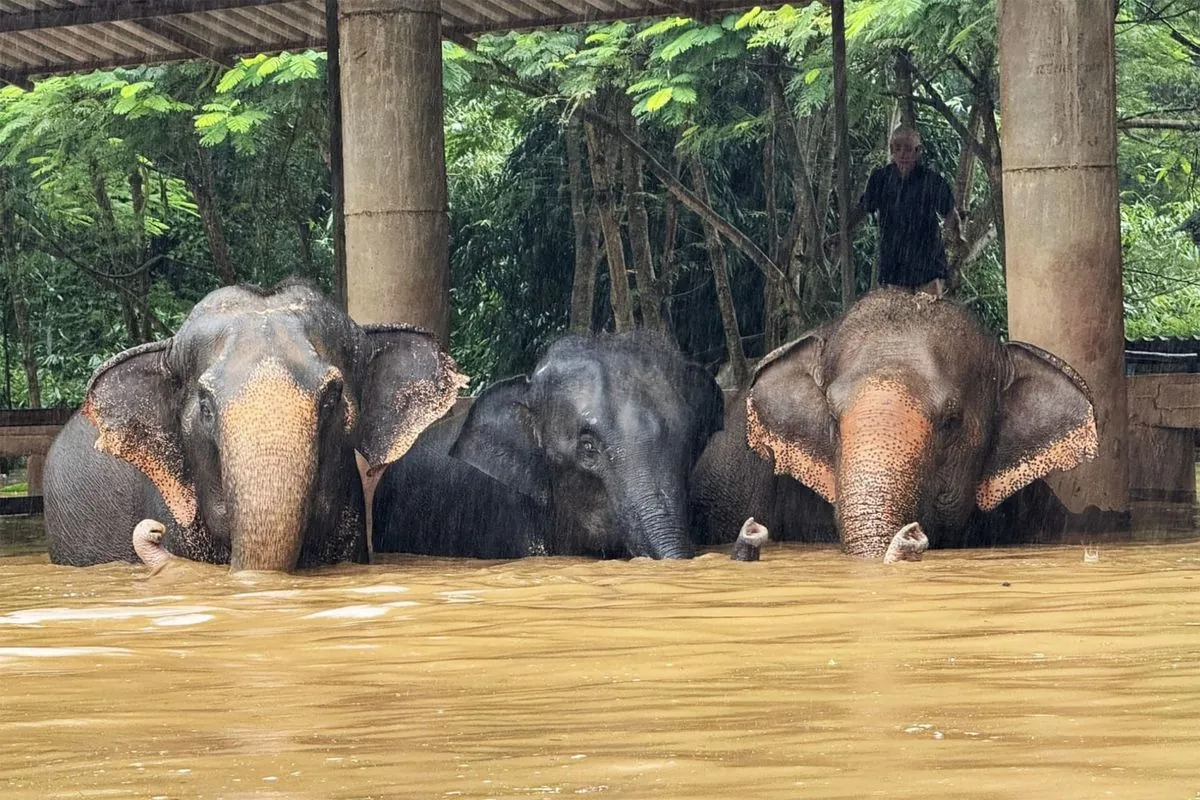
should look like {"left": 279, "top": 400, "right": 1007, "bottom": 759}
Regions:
{"left": 83, "top": 279, "right": 466, "bottom": 571}
{"left": 449, "top": 331, "right": 724, "bottom": 559}
{"left": 745, "top": 289, "right": 1098, "bottom": 558}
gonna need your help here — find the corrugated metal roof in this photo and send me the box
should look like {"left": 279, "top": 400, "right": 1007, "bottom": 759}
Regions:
{"left": 0, "top": 1, "right": 761, "bottom": 84}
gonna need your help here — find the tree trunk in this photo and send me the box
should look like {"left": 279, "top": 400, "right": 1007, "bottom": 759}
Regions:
{"left": 0, "top": 196, "right": 38, "bottom": 408}
{"left": 763, "top": 58, "right": 782, "bottom": 351}
{"left": 566, "top": 114, "right": 597, "bottom": 334}
{"left": 584, "top": 119, "right": 634, "bottom": 333}
{"left": 954, "top": 103, "right": 983, "bottom": 211}
{"left": 618, "top": 97, "right": 664, "bottom": 331}
{"left": 326, "top": 0, "right": 347, "bottom": 309}
{"left": 581, "top": 108, "right": 800, "bottom": 318}
{"left": 658, "top": 153, "right": 683, "bottom": 326}
{"left": 978, "top": 80, "right": 1006, "bottom": 271}
{"left": 893, "top": 48, "right": 917, "bottom": 129}
{"left": 765, "top": 67, "right": 822, "bottom": 271}
{"left": 129, "top": 169, "right": 155, "bottom": 344}
{"left": 297, "top": 219, "right": 315, "bottom": 279}
{"left": 690, "top": 158, "right": 748, "bottom": 388}
{"left": 10, "top": 277, "right": 39, "bottom": 408}
{"left": 190, "top": 145, "right": 238, "bottom": 286}
{"left": 831, "top": 0, "right": 856, "bottom": 311}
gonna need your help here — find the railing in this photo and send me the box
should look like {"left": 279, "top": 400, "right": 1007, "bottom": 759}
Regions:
{"left": 0, "top": 407, "right": 74, "bottom": 515}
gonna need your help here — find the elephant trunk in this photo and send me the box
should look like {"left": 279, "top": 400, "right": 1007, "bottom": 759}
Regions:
{"left": 220, "top": 363, "right": 319, "bottom": 572}
{"left": 835, "top": 379, "right": 932, "bottom": 559}
{"left": 624, "top": 480, "right": 695, "bottom": 560}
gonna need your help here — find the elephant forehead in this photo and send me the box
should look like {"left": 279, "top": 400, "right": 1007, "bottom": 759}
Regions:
{"left": 829, "top": 349, "right": 968, "bottom": 417}
{"left": 219, "top": 360, "right": 320, "bottom": 437}
{"left": 201, "top": 328, "right": 340, "bottom": 393}
{"left": 840, "top": 378, "right": 932, "bottom": 435}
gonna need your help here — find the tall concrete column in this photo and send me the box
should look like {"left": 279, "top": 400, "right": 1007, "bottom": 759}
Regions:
{"left": 338, "top": 0, "right": 449, "bottom": 344}
{"left": 998, "top": 0, "right": 1129, "bottom": 524}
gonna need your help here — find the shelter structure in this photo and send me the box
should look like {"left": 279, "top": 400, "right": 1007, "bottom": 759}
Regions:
{"left": 0, "top": 1, "right": 1137, "bottom": 531}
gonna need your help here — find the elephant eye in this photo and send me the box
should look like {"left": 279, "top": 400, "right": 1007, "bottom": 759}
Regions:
{"left": 321, "top": 378, "right": 344, "bottom": 413}
{"left": 937, "top": 400, "right": 962, "bottom": 431}
{"left": 577, "top": 433, "right": 602, "bottom": 468}
{"left": 198, "top": 391, "right": 216, "bottom": 425}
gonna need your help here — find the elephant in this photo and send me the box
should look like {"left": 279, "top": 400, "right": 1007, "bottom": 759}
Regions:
{"left": 44, "top": 278, "right": 467, "bottom": 572}
{"left": 372, "top": 330, "right": 725, "bottom": 560}
{"left": 690, "top": 288, "right": 1098, "bottom": 558}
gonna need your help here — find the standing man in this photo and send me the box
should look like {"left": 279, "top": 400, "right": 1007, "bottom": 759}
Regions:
{"left": 845, "top": 126, "right": 964, "bottom": 296}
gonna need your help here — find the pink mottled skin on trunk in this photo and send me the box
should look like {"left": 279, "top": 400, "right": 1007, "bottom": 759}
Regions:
{"left": 132, "top": 518, "right": 171, "bottom": 575}
{"left": 836, "top": 379, "right": 932, "bottom": 558}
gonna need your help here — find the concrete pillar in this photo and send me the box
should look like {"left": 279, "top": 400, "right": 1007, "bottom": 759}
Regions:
{"left": 998, "top": 0, "right": 1129, "bottom": 525}
{"left": 338, "top": 0, "right": 449, "bottom": 344}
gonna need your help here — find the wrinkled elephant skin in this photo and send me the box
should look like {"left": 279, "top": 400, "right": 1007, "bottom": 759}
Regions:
{"left": 692, "top": 289, "right": 1098, "bottom": 559}
{"left": 44, "top": 278, "right": 466, "bottom": 572}
{"left": 373, "top": 331, "right": 724, "bottom": 560}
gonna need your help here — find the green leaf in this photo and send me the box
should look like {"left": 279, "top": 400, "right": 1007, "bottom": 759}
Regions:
{"left": 626, "top": 77, "right": 665, "bottom": 94}
{"left": 193, "top": 112, "right": 226, "bottom": 129}
{"left": 226, "top": 109, "right": 269, "bottom": 133}
{"left": 638, "top": 16, "right": 691, "bottom": 39}
{"left": 670, "top": 85, "right": 697, "bottom": 104}
{"left": 735, "top": 7, "right": 763, "bottom": 30}
{"left": 645, "top": 87, "right": 673, "bottom": 112}
{"left": 656, "top": 25, "right": 724, "bottom": 61}
{"left": 118, "top": 81, "right": 152, "bottom": 98}
{"left": 216, "top": 67, "right": 246, "bottom": 94}
{"left": 804, "top": 68, "right": 821, "bottom": 85}
{"left": 256, "top": 55, "right": 282, "bottom": 77}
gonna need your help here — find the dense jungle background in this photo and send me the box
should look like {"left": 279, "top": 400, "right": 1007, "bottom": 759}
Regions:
{"left": 1, "top": 0, "right": 1198, "bottom": 409}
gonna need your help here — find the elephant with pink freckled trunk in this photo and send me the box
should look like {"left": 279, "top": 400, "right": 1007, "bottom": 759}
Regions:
{"left": 691, "top": 289, "right": 1098, "bottom": 559}
{"left": 45, "top": 279, "right": 466, "bottom": 573}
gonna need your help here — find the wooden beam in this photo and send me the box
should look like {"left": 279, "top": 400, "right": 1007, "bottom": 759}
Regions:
{"left": 133, "top": 18, "right": 224, "bottom": 60}
{"left": 0, "top": 426, "right": 64, "bottom": 457}
{"left": 0, "top": 0, "right": 298, "bottom": 34}
{"left": 4, "top": 36, "right": 322, "bottom": 81}
{"left": 445, "top": 0, "right": 760, "bottom": 34}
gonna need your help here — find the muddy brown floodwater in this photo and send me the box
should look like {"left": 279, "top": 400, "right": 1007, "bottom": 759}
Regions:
{"left": 1, "top": 520, "right": 1199, "bottom": 799}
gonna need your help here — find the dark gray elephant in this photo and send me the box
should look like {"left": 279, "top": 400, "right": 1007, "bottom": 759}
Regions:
{"left": 372, "top": 331, "right": 724, "bottom": 559}
{"left": 691, "top": 289, "right": 1098, "bottom": 558}
{"left": 44, "top": 279, "right": 466, "bottom": 572}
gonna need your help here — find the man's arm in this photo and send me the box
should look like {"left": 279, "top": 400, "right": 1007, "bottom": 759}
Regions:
{"left": 826, "top": 169, "right": 878, "bottom": 252}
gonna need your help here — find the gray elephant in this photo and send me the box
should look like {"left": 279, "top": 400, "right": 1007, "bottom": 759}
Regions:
{"left": 372, "top": 331, "right": 724, "bottom": 559}
{"left": 691, "top": 289, "right": 1098, "bottom": 558}
{"left": 44, "top": 279, "right": 466, "bottom": 572}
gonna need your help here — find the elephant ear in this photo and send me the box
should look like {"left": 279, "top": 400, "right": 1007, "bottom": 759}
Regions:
{"left": 976, "top": 342, "right": 1099, "bottom": 511}
{"left": 682, "top": 363, "right": 726, "bottom": 463}
{"left": 357, "top": 325, "right": 469, "bottom": 477}
{"left": 449, "top": 375, "right": 551, "bottom": 506}
{"left": 83, "top": 339, "right": 197, "bottom": 527}
{"left": 744, "top": 333, "right": 837, "bottom": 503}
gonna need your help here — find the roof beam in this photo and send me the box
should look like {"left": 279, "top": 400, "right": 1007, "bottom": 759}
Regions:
{"left": 448, "top": 0, "right": 761, "bottom": 34}
{"left": 5, "top": 36, "right": 321, "bottom": 82}
{"left": 0, "top": 0, "right": 298, "bottom": 34}
{"left": 132, "top": 18, "right": 224, "bottom": 61}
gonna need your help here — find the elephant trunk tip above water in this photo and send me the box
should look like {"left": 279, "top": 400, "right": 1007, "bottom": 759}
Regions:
{"left": 44, "top": 277, "right": 468, "bottom": 573}
{"left": 730, "top": 288, "right": 1099, "bottom": 561}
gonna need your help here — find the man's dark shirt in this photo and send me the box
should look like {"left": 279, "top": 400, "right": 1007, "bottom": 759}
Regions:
{"left": 857, "top": 162, "right": 955, "bottom": 287}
